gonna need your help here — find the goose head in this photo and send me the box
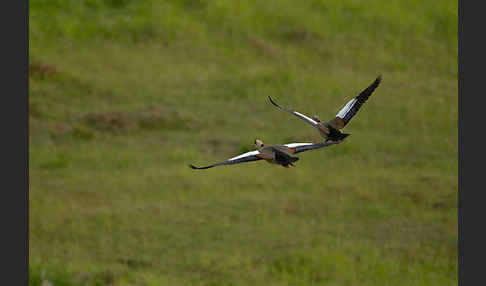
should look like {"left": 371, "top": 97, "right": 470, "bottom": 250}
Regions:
{"left": 254, "top": 139, "right": 265, "bottom": 150}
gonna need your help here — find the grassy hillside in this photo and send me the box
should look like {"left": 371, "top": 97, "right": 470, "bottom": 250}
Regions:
{"left": 29, "top": 0, "right": 457, "bottom": 285}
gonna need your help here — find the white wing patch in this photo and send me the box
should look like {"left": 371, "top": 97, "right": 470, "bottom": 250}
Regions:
{"left": 284, "top": 143, "right": 314, "bottom": 148}
{"left": 336, "top": 98, "right": 357, "bottom": 118}
{"left": 293, "top": 111, "right": 318, "bottom": 126}
{"left": 228, "top": 150, "right": 260, "bottom": 161}
{"left": 229, "top": 144, "right": 316, "bottom": 160}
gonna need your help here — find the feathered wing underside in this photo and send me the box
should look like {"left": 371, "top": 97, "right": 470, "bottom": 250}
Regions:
{"left": 283, "top": 143, "right": 314, "bottom": 148}
{"left": 228, "top": 150, "right": 260, "bottom": 161}
{"left": 190, "top": 150, "right": 263, "bottom": 170}
{"left": 285, "top": 141, "right": 339, "bottom": 154}
{"left": 331, "top": 75, "right": 382, "bottom": 128}
{"left": 268, "top": 96, "right": 319, "bottom": 128}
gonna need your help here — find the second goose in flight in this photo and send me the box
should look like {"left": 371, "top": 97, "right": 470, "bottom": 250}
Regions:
{"left": 268, "top": 75, "right": 382, "bottom": 143}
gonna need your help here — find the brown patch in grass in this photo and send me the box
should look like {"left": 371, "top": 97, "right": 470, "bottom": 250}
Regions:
{"left": 401, "top": 189, "right": 426, "bottom": 204}
{"left": 30, "top": 60, "right": 58, "bottom": 79}
{"left": 283, "top": 205, "right": 299, "bottom": 215}
{"left": 116, "top": 257, "right": 153, "bottom": 270}
{"left": 432, "top": 201, "right": 445, "bottom": 209}
{"left": 52, "top": 123, "right": 74, "bottom": 135}
{"left": 48, "top": 121, "right": 96, "bottom": 141}
{"left": 137, "top": 107, "right": 192, "bottom": 131}
{"left": 84, "top": 107, "right": 192, "bottom": 133}
{"left": 85, "top": 111, "right": 132, "bottom": 131}
{"left": 280, "top": 27, "right": 322, "bottom": 44}
{"left": 29, "top": 101, "right": 44, "bottom": 118}
{"left": 248, "top": 36, "right": 279, "bottom": 59}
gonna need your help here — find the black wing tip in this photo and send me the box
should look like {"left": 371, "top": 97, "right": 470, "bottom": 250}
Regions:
{"left": 189, "top": 163, "right": 215, "bottom": 170}
{"left": 356, "top": 74, "right": 382, "bottom": 100}
{"left": 268, "top": 95, "right": 279, "bottom": 107}
{"left": 375, "top": 75, "right": 382, "bottom": 84}
{"left": 341, "top": 133, "right": 351, "bottom": 140}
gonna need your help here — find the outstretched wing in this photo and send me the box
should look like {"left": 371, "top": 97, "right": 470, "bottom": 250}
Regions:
{"left": 189, "top": 150, "right": 263, "bottom": 170}
{"left": 284, "top": 141, "right": 339, "bottom": 154}
{"left": 268, "top": 96, "right": 319, "bottom": 128}
{"left": 329, "top": 75, "right": 382, "bottom": 129}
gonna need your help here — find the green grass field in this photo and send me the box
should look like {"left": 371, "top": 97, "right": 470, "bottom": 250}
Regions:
{"left": 29, "top": 1, "right": 457, "bottom": 285}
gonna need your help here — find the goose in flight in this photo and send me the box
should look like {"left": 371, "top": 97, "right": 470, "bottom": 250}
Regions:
{"left": 189, "top": 139, "right": 340, "bottom": 170}
{"left": 268, "top": 75, "right": 382, "bottom": 143}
